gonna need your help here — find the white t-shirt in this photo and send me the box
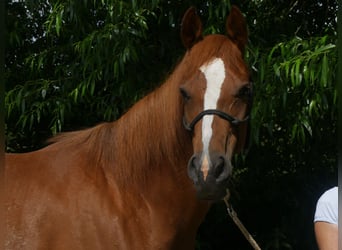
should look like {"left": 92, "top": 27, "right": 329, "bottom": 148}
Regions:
{"left": 314, "top": 186, "right": 338, "bottom": 225}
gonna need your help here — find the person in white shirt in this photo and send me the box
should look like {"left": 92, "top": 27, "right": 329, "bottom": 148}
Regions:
{"left": 314, "top": 186, "right": 338, "bottom": 250}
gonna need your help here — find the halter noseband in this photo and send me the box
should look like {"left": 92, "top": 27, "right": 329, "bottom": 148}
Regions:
{"left": 183, "top": 109, "right": 250, "bottom": 131}
{"left": 183, "top": 82, "right": 253, "bottom": 131}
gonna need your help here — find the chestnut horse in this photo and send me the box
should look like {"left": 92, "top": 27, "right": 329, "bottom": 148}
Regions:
{"left": 4, "top": 6, "right": 252, "bottom": 250}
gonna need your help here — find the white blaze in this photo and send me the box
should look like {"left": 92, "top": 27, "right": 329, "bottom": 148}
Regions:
{"left": 199, "top": 58, "right": 225, "bottom": 179}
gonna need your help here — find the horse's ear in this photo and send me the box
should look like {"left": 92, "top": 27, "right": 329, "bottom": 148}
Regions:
{"left": 226, "top": 6, "right": 248, "bottom": 52}
{"left": 180, "top": 7, "right": 203, "bottom": 49}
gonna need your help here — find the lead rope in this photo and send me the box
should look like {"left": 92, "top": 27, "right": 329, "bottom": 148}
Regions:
{"left": 223, "top": 189, "right": 262, "bottom": 250}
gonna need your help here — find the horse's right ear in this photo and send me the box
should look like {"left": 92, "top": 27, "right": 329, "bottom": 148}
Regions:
{"left": 180, "top": 7, "right": 203, "bottom": 49}
{"left": 226, "top": 6, "right": 248, "bottom": 52}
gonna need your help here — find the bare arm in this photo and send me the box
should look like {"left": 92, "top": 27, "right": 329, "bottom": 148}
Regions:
{"left": 314, "top": 221, "right": 338, "bottom": 250}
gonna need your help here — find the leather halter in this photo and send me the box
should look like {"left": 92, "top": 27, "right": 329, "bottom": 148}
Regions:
{"left": 183, "top": 109, "right": 250, "bottom": 131}
{"left": 183, "top": 82, "right": 253, "bottom": 131}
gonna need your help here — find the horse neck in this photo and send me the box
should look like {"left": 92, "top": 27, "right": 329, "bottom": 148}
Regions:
{"left": 111, "top": 76, "right": 193, "bottom": 189}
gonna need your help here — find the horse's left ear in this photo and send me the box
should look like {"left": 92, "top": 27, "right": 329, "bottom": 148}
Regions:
{"left": 226, "top": 6, "right": 248, "bottom": 52}
{"left": 181, "top": 7, "right": 203, "bottom": 49}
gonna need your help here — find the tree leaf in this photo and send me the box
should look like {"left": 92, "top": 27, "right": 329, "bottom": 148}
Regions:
{"left": 320, "top": 54, "right": 328, "bottom": 87}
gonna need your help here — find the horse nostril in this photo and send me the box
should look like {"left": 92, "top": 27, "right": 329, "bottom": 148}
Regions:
{"left": 187, "top": 155, "right": 199, "bottom": 183}
{"left": 215, "top": 156, "right": 231, "bottom": 183}
{"left": 214, "top": 157, "right": 225, "bottom": 178}
{"left": 189, "top": 156, "right": 197, "bottom": 170}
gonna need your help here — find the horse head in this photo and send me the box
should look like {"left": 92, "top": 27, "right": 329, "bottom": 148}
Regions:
{"left": 179, "top": 6, "right": 252, "bottom": 201}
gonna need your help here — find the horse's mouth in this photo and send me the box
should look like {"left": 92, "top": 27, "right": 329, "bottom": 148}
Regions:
{"left": 193, "top": 179, "right": 229, "bottom": 201}
{"left": 196, "top": 190, "right": 227, "bottom": 201}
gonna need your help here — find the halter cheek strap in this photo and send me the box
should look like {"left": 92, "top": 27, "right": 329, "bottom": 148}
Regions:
{"left": 183, "top": 109, "right": 250, "bottom": 131}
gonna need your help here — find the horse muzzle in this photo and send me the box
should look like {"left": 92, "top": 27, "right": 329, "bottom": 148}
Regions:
{"left": 187, "top": 152, "right": 232, "bottom": 201}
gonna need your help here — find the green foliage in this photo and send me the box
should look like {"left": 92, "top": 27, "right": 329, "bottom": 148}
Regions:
{"left": 6, "top": 0, "right": 168, "bottom": 151}
{"left": 248, "top": 35, "right": 337, "bottom": 146}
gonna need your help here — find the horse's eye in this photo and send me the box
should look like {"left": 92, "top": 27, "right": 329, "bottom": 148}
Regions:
{"left": 237, "top": 84, "right": 252, "bottom": 100}
{"left": 180, "top": 87, "right": 191, "bottom": 101}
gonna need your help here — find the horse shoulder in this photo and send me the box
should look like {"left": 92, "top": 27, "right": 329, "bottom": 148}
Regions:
{"left": 5, "top": 147, "right": 130, "bottom": 249}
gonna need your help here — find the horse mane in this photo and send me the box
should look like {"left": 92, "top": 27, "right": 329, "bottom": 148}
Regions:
{"left": 50, "top": 35, "right": 237, "bottom": 187}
